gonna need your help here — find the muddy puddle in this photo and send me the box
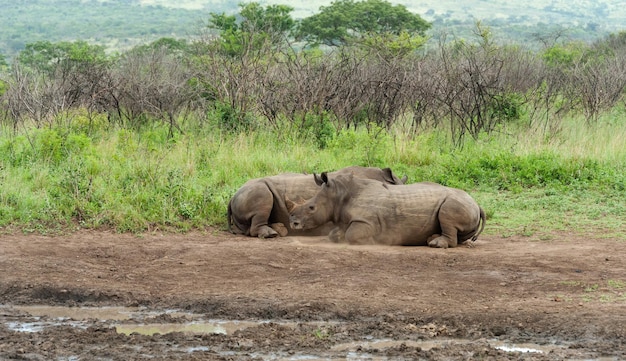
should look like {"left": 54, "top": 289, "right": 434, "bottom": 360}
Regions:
{"left": 1, "top": 304, "right": 610, "bottom": 360}
{"left": 1, "top": 304, "right": 265, "bottom": 335}
{"left": 332, "top": 338, "right": 562, "bottom": 354}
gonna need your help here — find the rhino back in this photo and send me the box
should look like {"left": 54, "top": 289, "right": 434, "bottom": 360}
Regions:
{"left": 332, "top": 166, "right": 403, "bottom": 184}
{"left": 345, "top": 181, "right": 452, "bottom": 245}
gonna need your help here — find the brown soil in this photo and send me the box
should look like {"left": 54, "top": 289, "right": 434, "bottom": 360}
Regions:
{"left": 1, "top": 229, "right": 625, "bottom": 360}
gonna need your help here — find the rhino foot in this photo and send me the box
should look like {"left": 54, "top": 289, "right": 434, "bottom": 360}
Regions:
{"left": 257, "top": 226, "right": 279, "bottom": 239}
{"left": 270, "top": 223, "right": 289, "bottom": 237}
{"left": 427, "top": 235, "right": 450, "bottom": 249}
{"left": 329, "top": 227, "right": 345, "bottom": 243}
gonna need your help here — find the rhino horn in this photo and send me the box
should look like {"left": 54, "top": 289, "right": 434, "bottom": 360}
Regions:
{"left": 285, "top": 197, "right": 297, "bottom": 213}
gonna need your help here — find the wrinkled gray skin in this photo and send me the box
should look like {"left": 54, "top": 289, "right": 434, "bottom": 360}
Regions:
{"left": 228, "top": 166, "right": 407, "bottom": 238}
{"left": 289, "top": 172, "right": 486, "bottom": 248}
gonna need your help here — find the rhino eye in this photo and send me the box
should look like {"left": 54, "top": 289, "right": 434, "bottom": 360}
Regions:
{"left": 308, "top": 205, "right": 315, "bottom": 211}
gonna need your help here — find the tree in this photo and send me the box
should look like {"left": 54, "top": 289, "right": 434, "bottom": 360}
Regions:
{"left": 296, "top": 0, "right": 431, "bottom": 47}
{"left": 208, "top": 2, "right": 295, "bottom": 57}
{"left": 16, "top": 40, "right": 107, "bottom": 75}
{"left": 132, "top": 37, "right": 189, "bottom": 55}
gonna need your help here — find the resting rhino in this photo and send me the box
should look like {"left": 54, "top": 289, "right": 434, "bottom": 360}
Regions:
{"left": 288, "top": 172, "right": 486, "bottom": 248}
{"left": 228, "top": 166, "right": 407, "bottom": 238}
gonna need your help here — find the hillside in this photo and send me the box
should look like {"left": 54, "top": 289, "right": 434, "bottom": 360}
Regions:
{"left": 1, "top": 0, "right": 625, "bottom": 62}
{"left": 268, "top": 0, "right": 625, "bottom": 44}
{"left": 0, "top": 0, "right": 235, "bottom": 60}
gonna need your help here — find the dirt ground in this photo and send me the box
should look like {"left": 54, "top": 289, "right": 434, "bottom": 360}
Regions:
{"left": 0, "top": 229, "right": 625, "bottom": 360}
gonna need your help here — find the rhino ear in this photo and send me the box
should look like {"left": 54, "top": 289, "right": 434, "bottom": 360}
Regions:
{"left": 313, "top": 173, "right": 324, "bottom": 186}
{"left": 382, "top": 167, "right": 408, "bottom": 184}
{"left": 381, "top": 168, "right": 395, "bottom": 183}
{"left": 321, "top": 172, "right": 329, "bottom": 184}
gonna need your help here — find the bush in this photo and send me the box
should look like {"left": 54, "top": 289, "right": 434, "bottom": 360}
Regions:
{"left": 328, "top": 126, "right": 393, "bottom": 166}
{"left": 210, "top": 101, "right": 254, "bottom": 132}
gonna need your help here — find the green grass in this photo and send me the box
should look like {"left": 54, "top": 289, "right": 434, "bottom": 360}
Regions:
{"left": 0, "top": 110, "right": 625, "bottom": 239}
{"left": 555, "top": 279, "right": 626, "bottom": 304}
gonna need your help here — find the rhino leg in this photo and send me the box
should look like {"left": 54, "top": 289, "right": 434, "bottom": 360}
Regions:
{"left": 428, "top": 193, "right": 479, "bottom": 248}
{"left": 241, "top": 183, "right": 278, "bottom": 239}
{"left": 428, "top": 215, "right": 463, "bottom": 248}
{"left": 343, "top": 222, "right": 378, "bottom": 245}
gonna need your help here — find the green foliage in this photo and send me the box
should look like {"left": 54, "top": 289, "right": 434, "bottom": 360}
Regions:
{"left": 414, "top": 144, "right": 619, "bottom": 192}
{"left": 297, "top": 0, "right": 431, "bottom": 47}
{"left": 327, "top": 126, "right": 393, "bottom": 166}
{"left": 601, "top": 31, "right": 626, "bottom": 51}
{"left": 297, "top": 112, "right": 336, "bottom": 149}
{"left": 208, "top": 2, "right": 295, "bottom": 56}
{"left": 208, "top": 101, "right": 254, "bottom": 132}
{"left": 541, "top": 42, "right": 586, "bottom": 67}
{"left": 129, "top": 37, "right": 189, "bottom": 57}
{"left": 63, "top": 109, "right": 110, "bottom": 137}
{"left": 0, "top": 79, "right": 7, "bottom": 98}
{"left": 0, "top": 135, "right": 35, "bottom": 167}
{"left": 35, "top": 129, "right": 64, "bottom": 164}
{"left": 490, "top": 93, "right": 523, "bottom": 123}
{"left": 360, "top": 31, "right": 427, "bottom": 57}
{"left": 17, "top": 40, "right": 108, "bottom": 74}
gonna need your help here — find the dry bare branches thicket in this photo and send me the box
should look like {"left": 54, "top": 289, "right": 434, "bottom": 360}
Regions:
{"left": 2, "top": 27, "right": 626, "bottom": 145}
{"left": 3, "top": 59, "right": 114, "bottom": 131}
{"left": 257, "top": 46, "right": 418, "bottom": 132}
{"left": 256, "top": 49, "right": 335, "bottom": 128}
{"left": 4, "top": 65, "right": 61, "bottom": 130}
{"left": 106, "top": 48, "right": 194, "bottom": 136}
{"left": 5, "top": 66, "right": 74, "bottom": 130}
{"left": 189, "top": 24, "right": 282, "bottom": 132}
{"left": 428, "top": 31, "right": 529, "bottom": 144}
{"left": 1, "top": 46, "right": 195, "bottom": 137}
{"left": 572, "top": 52, "right": 626, "bottom": 124}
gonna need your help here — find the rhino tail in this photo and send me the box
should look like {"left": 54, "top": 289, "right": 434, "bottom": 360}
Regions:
{"left": 227, "top": 198, "right": 246, "bottom": 235}
{"left": 470, "top": 207, "right": 487, "bottom": 242}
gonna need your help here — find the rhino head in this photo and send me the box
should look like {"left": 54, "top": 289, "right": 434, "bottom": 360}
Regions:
{"left": 289, "top": 172, "right": 353, "bottom": 230}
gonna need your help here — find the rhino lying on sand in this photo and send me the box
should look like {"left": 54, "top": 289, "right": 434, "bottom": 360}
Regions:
{"left": 288, "top": 172, "right": 485, "bottom": 248}
{"left": 228, "top": 166, "right": 407, "bottom": 238}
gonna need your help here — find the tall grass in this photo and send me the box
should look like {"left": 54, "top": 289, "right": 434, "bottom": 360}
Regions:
{"left": 0, "top": 110, "right": 624, "bottom": 239}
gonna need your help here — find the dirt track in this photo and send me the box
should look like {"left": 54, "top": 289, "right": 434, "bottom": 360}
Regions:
{"left": 1, "top": 229, "right": 625, "bottom": 360}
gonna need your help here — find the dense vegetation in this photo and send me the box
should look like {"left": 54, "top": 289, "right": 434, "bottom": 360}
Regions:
{"left": 0, "top": 1, "right": 625, "bottom": 238}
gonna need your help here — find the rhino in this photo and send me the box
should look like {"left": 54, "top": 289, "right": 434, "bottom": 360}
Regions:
{"left": 288, "top": 172, "right": 486, "bottom": 248}
{"left": 227, "top": 166, "right": 407, "bottom": 238}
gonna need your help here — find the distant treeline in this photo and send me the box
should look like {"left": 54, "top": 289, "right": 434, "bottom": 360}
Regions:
{"left": 1, "top": 0, "right": 621, "bottom": 62}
